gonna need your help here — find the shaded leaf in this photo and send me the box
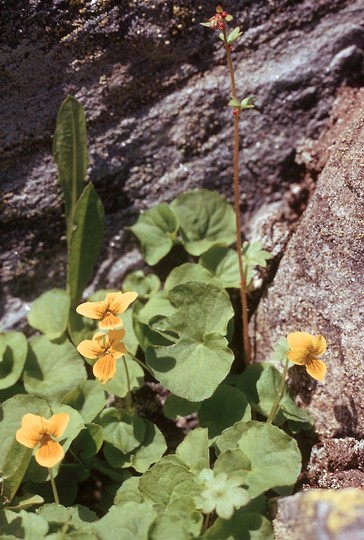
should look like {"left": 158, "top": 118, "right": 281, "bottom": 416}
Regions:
{"left": 27, "top": 289, "right": 70, "bottom": 340}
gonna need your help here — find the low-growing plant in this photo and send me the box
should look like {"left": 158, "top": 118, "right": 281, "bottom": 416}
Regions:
{"left": 0, "top": 5, "right": 328, "bottom": 539}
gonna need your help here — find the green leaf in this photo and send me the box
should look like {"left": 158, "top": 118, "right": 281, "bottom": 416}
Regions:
{"left": 27, "top": 289, "right": 70, "bottom": 340}
{"left": 227, "top": 27, "right": 242, "bottom": 44}
{"left": 198, "top": 384, "right": 251, "bottom": 439}
{"left": 37, "top": 503, "right": 98, "bottom": 534}
{"left": 218, "top": 421, "right": 301, "bottom": 498}
{"left": 94, "top": 502, "right": 157, "bottom": 540}
{"left": 164, "top": 263, "right": 222, "bottom": 291}
{"left": 176, "top": 428, "right": 209, "bottom": 473}
{"left": 204, "top": 509, "right": 273, "bottom": 539}
{"left": 53, "top": 95, "right": 88, "bottom": 240}
{"left": 121, "top": 309, "right": 140, "bottom": 356}
{"left": 0, "top": 508, "right": 48, "bottom": 539}
{"left": 67, "top": 182, "right": 105, "bottom": 307}
{"left": 236, "top": 363, "right": 314, "bottom": 430}
{"left": 214, "top": 448, "right": 251, "bottom": 479}
{"left": 242, "top": 241, "right": 272, "bottom": 284}
{"left": 4, "top": 493, "right": 44, "bottom": 510}
{"left": 133, "top": 292, "right": 176, "bottom": 351}
{"left": 62, "top": 380, "right": 107, "bottom": 423}
{"left": 0, "top": 332, "right": 28, "bottom": 390}
{"left": 166, "top": 497, "right": 203, "bottom": 537}
{"left": 122, "top": 270, "right": 161, "bottom": 299}
{"left": 23, "top": 336, "right": 87, "bottom": 403}
{"left": 163, "top": 394, "right": 200, "bottom": 420}
{"left": 200, "top": 246, "right": 241, "bottom": 288}
{"left": 102, "top": 356, "right": 144, "bottom": 398}
{"left": 146, "top": 282, "right": 234, "bottom": 401}
{"left": 129, "top": 203, "right": 179, "bottom": 265}
{"left": 170, "top": 190, "right": 236, "bottom": 256}
{"left": 71, "top": 423, "right": 104, "bottom": 460}
{"left": 148, "top": 514, "right": 193, "bottom": 540}
{"left": 240, "top": 96, "right": 256, "bottom": 109}
{"left": 114, "top": 477, "right": 143, "bottom": 505}
{"left": 130, "top": 419, "right": 167, "bottom": 473}
{"left": 98, "top": 409, "right": 146, "bottom": 454}
{"left": 139, "top": 456, "right": 200, "bottom": 508}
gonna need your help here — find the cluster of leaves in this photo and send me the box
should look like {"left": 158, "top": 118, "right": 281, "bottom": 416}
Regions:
{"left": 0, "top": 97, "right": 314, "bottom": 539}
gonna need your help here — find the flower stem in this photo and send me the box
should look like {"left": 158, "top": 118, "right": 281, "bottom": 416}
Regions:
{"left": 48, "top": 467, "right": 60, "bottom": 504}
{"left": 129, "top": 353, "right": 155, "bottom": 376}
{"left": 267, "top": 357, "right": 290, "bottom": 424}
{"left": 223, "top": 29, "right": 251, "bottom": 365}
{"left": 123, "top": 357, "right": 133, "bottom": 411}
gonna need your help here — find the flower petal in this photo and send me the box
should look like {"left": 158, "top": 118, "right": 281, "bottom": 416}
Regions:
{"left": 287, "top": 348, "right": 307, "bottom": 365}
{"left": 106, "top": 292, "right": 138, "bottom": 315}
{"left": 311, "top": 335, "right": 327, "bottom": 356}
{"left": 93, "top": 354, "right": 117, "bottom": 384}
{"left": 76, "top": 300, "right": 106, "bottom": 320}
{"left": 46, "top": 413, "right": 70, "bottom": 438}
{"left": 287, "top": 332, "right": 314, "bottom": 350}
{"left": 98, "top": 313, "right": 123, "bottom": 330}
{"left": 35, "top": 439, "right": 64, "bottom": 468}
{"left": 306, "top": 358, "right": 326, "bottom": 381}
{"left": 77, "top": 338, "right": 105, "bottom": 359}
{"left": 16, "top": 414, "right": 46, "bottom": 448}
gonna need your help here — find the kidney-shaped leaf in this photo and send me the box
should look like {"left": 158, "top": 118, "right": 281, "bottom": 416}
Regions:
{"left": 170, "top": 190, "right": 236, "bottom": 256}
{"left": 146, "top": 282, "right": 234, "bottom": 401}
{"left": 27, "top": 289, "right": 70, "bottom": 340}
{"left": 24, "top": 336, "right": 87, "bottom": 403}
{"left": 0, "top": 332, "right": 28, "bottom": 390}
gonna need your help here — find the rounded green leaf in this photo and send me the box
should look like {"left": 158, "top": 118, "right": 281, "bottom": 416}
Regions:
{"left": 27, "top": 289, "right": 70, "bottom": 340}
{"left": 94, "top": 502, "right": 157, "bottom": 540}
{"left": 148, "top": 514, "right": 193, "bottom": 540}
{"left": 131, "top": 419, "right": 167, "bottom": 473}
{"left": 237, "top": 421, "right": 301, "bottom": 497}
{"left": 164, "top": 263, "right": 222, "bottom": 291}
{"left": 0, "top": 332, "right": 28, "bottom": 390}
{"left": 98, "top": 409, "right": 146, "bottom": 453}
{"left": 198, "top": 384, "right": 251, "bottom": 439}
{"left": 139, "top": 457, "right": 200, "bottom": 508}
{"left": 200, "top": 247, "right": 241, "bottom": 288}
{"left": 62, "top": 380, "right": 107, "bottom": 423}
{"left": 1, "top": 508, "right": 48, "bottom": 539}
{"left": 170, "top": 190, "right": 236, "bottom": 256}
{"left": 129, "top": 203, "right": 179, "bottom": 265}
{"left": 175, "top": 428, "right": 209, "bottom": 473}
{"left": 204, "top": 509, "right": 273, "bottom": 539}
{"left": 23, "top": 336, "right": 87, "bottom": 403}
{"left": 123, "top": 270, "right": 161, "bottom": 299}
{"left": 146, "top": 282, "right": 234, "bottom": 401}
{"left": 163, "top": 394, "right": 200, "bottom": 420}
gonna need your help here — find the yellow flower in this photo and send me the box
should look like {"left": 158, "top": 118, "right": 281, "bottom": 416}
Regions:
{"left": 76, "top": 291, "right": 138, "bottom": 329}
{"left": 77, "top": 329, "right": 127, "bottom": 383}
{"left": 16, "top": 413, "right": 69, "bottom": 468}
{"left": 287, "top": 332, "right": 327, "bottom": 381}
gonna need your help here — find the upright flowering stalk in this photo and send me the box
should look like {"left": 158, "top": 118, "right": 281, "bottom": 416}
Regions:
{"left": 16, "top": 413, "right": 70, "bottom": 503}
{"left": 267, "top": 332, "right": 327, "bottom": 424}
{"left": 202, "top": 6, "right": 254, "bottom": 365}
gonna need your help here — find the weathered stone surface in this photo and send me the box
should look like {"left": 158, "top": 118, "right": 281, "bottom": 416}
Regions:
{"left": 1, "top": 0, "right": 363, "bottom": 328}
{"left": 253, "top": 86, "right": 364, "bottom": 439}
{"left": 274, "top": 488, "right": 364, "bottom": 540}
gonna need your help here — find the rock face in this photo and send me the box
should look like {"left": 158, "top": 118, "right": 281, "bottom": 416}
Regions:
{"left": 1, "top": 0, "right": 363, "bottom": 328}
{"left": 253, "top": 86, "right": 364, "bottom": 488}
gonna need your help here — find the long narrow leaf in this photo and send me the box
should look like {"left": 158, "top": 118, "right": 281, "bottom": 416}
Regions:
{"left": 67, "top": 182, "right": 104, "bottom": 307}
{"left": 53, "top": 95, "right": 88, "bottom": 239}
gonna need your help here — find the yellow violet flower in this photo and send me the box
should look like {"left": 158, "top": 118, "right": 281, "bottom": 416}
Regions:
{"left": 16, "top": 413, "right": 69, "bottom": 468}
{"left": 287, "top": 332, "right": 327, "bottom": 381}
{"left": 76, "top": 291, "right": 138, "bottom": 329}
{"left": 77, "top": 328, "right": 127, "bottom": 383}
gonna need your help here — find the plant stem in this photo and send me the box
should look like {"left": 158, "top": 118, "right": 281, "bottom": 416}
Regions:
{"left": 267, "top": 358, "right": 290, "bottom": 424}
{"left": 48, "top": 468, "right": 60, "bottom": 504}
{"left": 129, "top": 353, "right": 155, "bottom": 376}
{"left": 223, "top": 29, "right": 251, "bottom": 365}
{"left": 123, "top": 357, "right": 133, "bottom": 411}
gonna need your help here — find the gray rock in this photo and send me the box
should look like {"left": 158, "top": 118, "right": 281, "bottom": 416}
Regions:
{"left": 253, "top": 86, "right": 364, "bottom": 439}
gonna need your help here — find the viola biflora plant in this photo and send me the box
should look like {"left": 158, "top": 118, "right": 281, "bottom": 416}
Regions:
{"left": 0, "top": 6, "right": 328, "bottom": 539}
